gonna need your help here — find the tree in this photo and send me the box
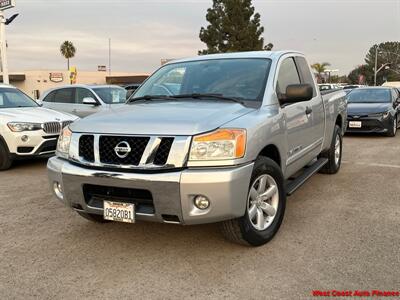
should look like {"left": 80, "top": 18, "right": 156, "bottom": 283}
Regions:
{"left": 199, "top": 0, "right": 270, "bottom": 54}
{"left": 364, "top": 41, "right": 400, "bottom": 85}
{"left": 60, "top": 41, "right": 76, "bottom": 70}
{"left": 348, "top": 64, "right": 373, "bottom": 85}
{"left": 311, "top": 62, "right": 331, "bottom": 83}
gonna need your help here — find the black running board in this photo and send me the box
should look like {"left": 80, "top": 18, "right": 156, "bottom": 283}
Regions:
{"left": 285, "top": 158, "right": 328, "bottom": 196}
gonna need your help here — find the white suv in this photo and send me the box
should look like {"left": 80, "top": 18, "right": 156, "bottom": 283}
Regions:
{"left": 0, "top": 85, "right": 77, "bottom": 170}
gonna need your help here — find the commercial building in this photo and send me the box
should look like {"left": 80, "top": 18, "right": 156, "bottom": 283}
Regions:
{"left": 1, "top": 70, "right": 149, "bottom": 99}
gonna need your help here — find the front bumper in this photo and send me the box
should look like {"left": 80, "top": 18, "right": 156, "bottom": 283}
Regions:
{"left": 346, "top": 116, "right": 392, "bottom": 133}
{"left": 4, "top": 130, "right": 59, "bottom": 157}
{"left": 47, "top": 157, "right": 254, "bottom": 225}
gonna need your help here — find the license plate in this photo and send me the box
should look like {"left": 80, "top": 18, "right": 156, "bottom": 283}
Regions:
{"left": 349, "top": 121, "right": 362, "bottom": 128}
{"left": 104, "top": 201, "right": 135, "bottom": 223}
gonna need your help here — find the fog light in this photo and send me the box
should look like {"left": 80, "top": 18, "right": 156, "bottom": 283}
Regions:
{"left": 21, "top": 135, "right": 29, "bottom": 142}
{"left": 194, "top": 195, "right": 210, "bottom": 210}
{"left": 53, "top": 181, "right": 63, "bottom": 200}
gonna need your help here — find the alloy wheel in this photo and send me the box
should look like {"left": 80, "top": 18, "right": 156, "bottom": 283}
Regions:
{"left": 247, "top": 174, "right": 279, "bottom": 231}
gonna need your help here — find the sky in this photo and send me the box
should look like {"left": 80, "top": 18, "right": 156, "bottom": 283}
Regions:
{"left": 4, "top": 0, "right": 400, "bottom": 76}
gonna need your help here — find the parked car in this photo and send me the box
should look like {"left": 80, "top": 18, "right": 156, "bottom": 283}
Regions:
{"left": 0, "top": 85, "right": 77, "bottom": 170}
{"left": 318, "top": 83, "right": 342, "bottom": 91}
{"left": 382, "top": 81, "right": 400, "bottom": 88}
{"left": 48, "top": 51, "right": 347, "bottom": 246}
{"left": 123, "top": 83, "right": 142, "bottom": 99}
{"left": 40, "top": 85, "right": 128, "bottom": 118}
{"left": 346, "top": 87, "right": 399, "bottom": 136}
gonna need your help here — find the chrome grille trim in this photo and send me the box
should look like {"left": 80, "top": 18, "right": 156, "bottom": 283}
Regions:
{"left": 43, "top": 120, "right": 74, "bottom": 134}
{"left": 69, "top": 133, "right": 191, "bottom": 170}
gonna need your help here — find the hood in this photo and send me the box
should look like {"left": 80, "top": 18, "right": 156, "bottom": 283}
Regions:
{"left": 347, "top": 102, "right": 392, "bottom": 115}
{"left": 70, "top": 101, "right": 255, "bottom": 135}
{"left": 0, "top": 107, "right": 78, "bottom": 123}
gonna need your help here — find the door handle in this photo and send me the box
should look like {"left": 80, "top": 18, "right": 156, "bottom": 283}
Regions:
{"left": 305, "top": 107, "right": 312, "bottom": 115}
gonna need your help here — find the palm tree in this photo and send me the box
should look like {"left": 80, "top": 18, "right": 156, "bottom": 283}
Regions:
{"left": 60, "top": 41, "right": 76, "bottom": 70}
{"left": 311, "top": 62, "right": 331, "bottom": 83}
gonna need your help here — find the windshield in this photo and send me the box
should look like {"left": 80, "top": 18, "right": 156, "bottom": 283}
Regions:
{"left": 347, "top": 89, "right": 391, "bottom": 103}
{"left": 133, "top": 58, "right": 271, "bottom": 103}
{"left": 0, "top": 88, "right": 38, "bottom": 108}
{"left": 92, "top": 87, "right": 127, "bottom": 104}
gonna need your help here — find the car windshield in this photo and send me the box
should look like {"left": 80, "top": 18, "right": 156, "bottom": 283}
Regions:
{"left": 92, "top": 87, "right": 127, "bottom": 104}
{"left": 132, "top": 58, "right": 272, "bottom": 104}
{"left": 0, "top": 88, "right": 38, "bottom": 108}
{"left": 347, "top": 89, "right": 391, "bottom": 103}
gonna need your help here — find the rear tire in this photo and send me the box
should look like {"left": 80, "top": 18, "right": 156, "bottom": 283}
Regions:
{"left": 0, "top": 141, "right": 13, "bottom": 171}
{"left": 387, "top": 115, "right": 397, "bottom": 137}
{"left": 319, "top": 125, "right": 342, "bottom": 174}
{"left": 77, "top": 211, "right": 109, "bottom": 223}
{"left": 220, "top": 156, "right": 286, "bottom": 246}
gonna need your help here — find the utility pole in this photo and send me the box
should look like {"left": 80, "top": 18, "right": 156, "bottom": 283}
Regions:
{"left": 108, "top": 38, "right": 111, "bottom": 76}
{"left": 0, "top": 0, "right": 17, "bottom": 84}
{"left": 0, "top": 11, "right": 9, "bottom": 84}
{"left": 374, "top": 44, "right": 379, "bottom": 86}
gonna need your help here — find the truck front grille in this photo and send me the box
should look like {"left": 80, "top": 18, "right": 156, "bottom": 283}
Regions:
{"left": 99, "top": 136, "right": 150, "bottom": 165}
{"left": 75, "top": 134, "right": 177, "bottom": 169}
{"left": 79, "top": 135, "right": 95, "bottom": 162}
{"left": 153, "top": 137, "right": 174, "bottom": 165}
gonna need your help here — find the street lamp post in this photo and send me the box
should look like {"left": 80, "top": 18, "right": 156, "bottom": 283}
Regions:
{"left": 0, "top": 0, "right": 17, "bottom": 85}
{"left": 0, "top": 11, "right": 8, "bottom": 84}
{"left": 374, "top": 44, "right": 379, "bottom": 86}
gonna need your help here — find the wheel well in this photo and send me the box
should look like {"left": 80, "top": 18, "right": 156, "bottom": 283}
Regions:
{"left": 258, "top": 144, "right": 281, "bottom": 167}
{"left": 335, "top": 115, "right": 343, "bottom": 129}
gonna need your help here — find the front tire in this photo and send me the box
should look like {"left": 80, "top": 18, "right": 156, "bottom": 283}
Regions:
{"left": 0, "top": 141, "right": 13, "bottom": 171}
{"left": 319, "top": 125, "right": 342, "bottom": 174}
{"left": 387, "top": 115, "right": 397, "bottom": 137}
{"left": 221, "top": 157, "right": 286, "bottom": 246}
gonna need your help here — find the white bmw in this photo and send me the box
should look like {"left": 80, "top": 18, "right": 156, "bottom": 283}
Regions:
{"left": 0, "top": 85, "right": 77, "bottom": 170}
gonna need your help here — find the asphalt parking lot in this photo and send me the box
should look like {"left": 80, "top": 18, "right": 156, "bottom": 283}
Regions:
{"left": 0, "top": 135, "right": 399, "bottom": 299}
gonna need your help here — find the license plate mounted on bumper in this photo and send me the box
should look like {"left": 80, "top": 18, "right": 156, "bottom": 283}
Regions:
{"left": 104, "top": 201, "right": 135, "bottom": 223}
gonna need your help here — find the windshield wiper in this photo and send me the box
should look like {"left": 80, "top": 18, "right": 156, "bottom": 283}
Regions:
{"left": 128, "top": 95, "right": 173, "bottom": 103}
{"left": 171, "top": 93, "right": 246, "bottom": 105}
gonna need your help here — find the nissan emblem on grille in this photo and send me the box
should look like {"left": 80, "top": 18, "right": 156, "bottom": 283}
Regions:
{"left": 114, "top": 141, "right": 131, "bottom": 158}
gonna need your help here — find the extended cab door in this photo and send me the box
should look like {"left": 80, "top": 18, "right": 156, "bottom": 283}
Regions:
{"left": 277, "top": 56, "right": 324, "bottom": 176}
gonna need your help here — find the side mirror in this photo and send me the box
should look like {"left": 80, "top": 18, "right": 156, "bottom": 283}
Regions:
{"left": 82, "top": 97, "right": 98, "bottom": 105}
{"left": 280, "top": 84, "right": 313, "bottom": 104}
{"left": 36, "top": 100, "right": 43, "bottom": 107}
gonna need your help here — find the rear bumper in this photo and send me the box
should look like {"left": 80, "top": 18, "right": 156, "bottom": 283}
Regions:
{"left": 346, "top": 116, "right": 391, "bottom": 133}
{"left": 47, "top": 157, "right": 254, "bottom": 225}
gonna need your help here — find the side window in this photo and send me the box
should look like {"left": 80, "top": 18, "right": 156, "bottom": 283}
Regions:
{"left": 54, "top": 88, "right": 74, "bottom": 104}
{"left": 76, "top": 88, "right": 96, "bottom": 104}
{"left": 276, "top": 58, "right": 300, "bottom": 96}
{"left": 43, "top": 91, "right": 56, "bottom": 102}
{"left": 295, "top": 57, "right": 317, "bottom": 97}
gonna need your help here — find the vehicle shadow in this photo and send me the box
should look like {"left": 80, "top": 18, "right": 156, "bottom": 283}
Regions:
{"left": 10, "top": 157, "right": 49, "bottom": 171}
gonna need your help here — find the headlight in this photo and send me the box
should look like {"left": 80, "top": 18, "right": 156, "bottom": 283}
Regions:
{"left": 382, "top": 111, "right": 390, "bottom": 119}
{"left": 56, "top": 127, "right": 72, "bottom": 158}
{"left": 189, "top": 129, "right": 246, "bottom": 161}
{"left": 7, "top": 122, "right": 42, "bottom": 132}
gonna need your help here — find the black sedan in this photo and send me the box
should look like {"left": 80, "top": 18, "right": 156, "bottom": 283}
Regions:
{"left": 346, "top": 87, "right": 400, "bottom": 137}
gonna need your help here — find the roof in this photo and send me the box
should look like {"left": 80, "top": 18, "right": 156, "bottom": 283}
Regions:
{"left": 0, "top": 84, "right": 17, "bottom": 89}
{"left": 169, "top": 50, "right": 304, "bottom": 65}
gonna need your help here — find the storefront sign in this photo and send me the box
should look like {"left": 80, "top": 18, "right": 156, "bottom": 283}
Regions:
{"left": 0, "top": 0, "right": 15, "bottom": 11}
{"left": 49, "top": 72, "right": 64, "bottom": 83}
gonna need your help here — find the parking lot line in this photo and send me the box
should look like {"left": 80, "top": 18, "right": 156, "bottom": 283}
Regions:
{"left": 342, "top": 161, "right": 400, "bottom": 169}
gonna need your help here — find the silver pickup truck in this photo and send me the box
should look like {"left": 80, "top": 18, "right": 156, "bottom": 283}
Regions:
{"left": 48, "top": 51, "right": 347, "bottom": 246}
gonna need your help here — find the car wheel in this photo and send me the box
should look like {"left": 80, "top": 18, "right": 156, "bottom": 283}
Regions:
{"left": 77, "top": 211, "right": 109, "bottom": 223}
{"left": 220, "top": 156, "right": 286, "bottom": 246}
{"left": 387, "top": 115, "right": 397, "bottom": 137}
{"left": 0, "top": 140, "right": 13, "bottom": 171}
{"left": 319, "top": 125, "right": 342, "bottom": 174}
